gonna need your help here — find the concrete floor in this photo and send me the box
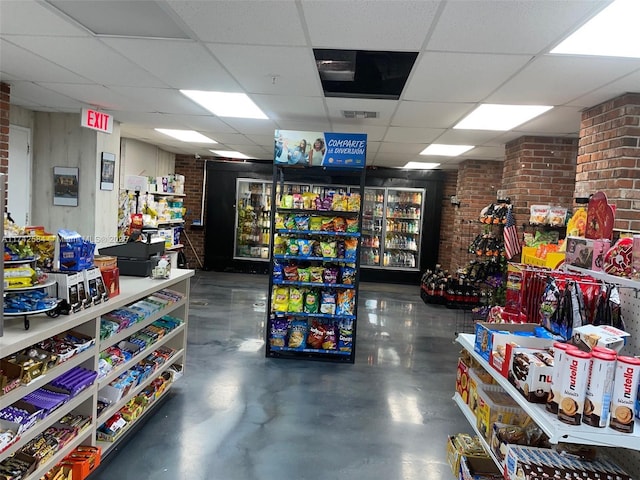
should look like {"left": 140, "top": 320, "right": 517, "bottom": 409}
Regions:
{"left": 91, "top": 271, "right": 472, "bottom": 480}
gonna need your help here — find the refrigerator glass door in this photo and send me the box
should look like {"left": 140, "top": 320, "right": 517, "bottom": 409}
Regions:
{"left": 361, "top": 187, "right": 385, "bottom": 267}
{"left": 234, "top": 179, "right": 271, "bottom": 260}
{"left": 383, "top": 188, "right": 424, "bottom": 270}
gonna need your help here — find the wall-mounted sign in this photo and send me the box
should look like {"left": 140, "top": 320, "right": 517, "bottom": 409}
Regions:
{"left": 274, "top": 130, "right": 366, "bottom": 168}
{"left": 81, "top": 108, "right": 113, "bottom": 134}
{"left": 124, "top": 175, "right": 147, "bottom": 192}
{"left": 100, "top": 152, "right": 116, "bottom": 191}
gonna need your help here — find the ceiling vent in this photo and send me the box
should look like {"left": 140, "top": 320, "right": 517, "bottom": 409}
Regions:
{"left": 342, "top": 110, "right": 379, "bottom": 119}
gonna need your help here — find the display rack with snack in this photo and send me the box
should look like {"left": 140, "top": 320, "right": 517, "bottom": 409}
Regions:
{"left": 265, "top": 164, "right": 365, "bottom": 363}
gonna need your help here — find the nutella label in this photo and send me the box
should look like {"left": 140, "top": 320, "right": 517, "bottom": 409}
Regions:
{"left": 583, "top": 353, "right": 616, "bottom": 428}
{"left": 558, "top": 351, "right": 590, "bottom": 425}
{"left": 610, "top": 358, "right": 640, "bottom": 433}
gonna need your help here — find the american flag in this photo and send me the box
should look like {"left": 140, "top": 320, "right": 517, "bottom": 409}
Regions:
{"left": 503, "top": 205, "right": 521, "bottom": 260}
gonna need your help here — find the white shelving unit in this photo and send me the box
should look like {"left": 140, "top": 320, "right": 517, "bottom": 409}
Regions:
{"left": 455, "top": 333, "right": 640, "bottom": 450}
{"left": 0, "top": 269, "right": 193, "bottom": 478}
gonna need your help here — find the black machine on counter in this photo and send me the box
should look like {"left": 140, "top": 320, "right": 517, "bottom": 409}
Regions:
{"left": 99, "top": 228, "right": 165, "bottom": 277}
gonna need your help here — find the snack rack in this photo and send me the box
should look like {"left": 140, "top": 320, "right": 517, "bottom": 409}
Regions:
{"left": 1, "top": 173, "right": 5, "bottom": 337}
{"left": 264, "top": 164, "right": 366, "bottom": 363}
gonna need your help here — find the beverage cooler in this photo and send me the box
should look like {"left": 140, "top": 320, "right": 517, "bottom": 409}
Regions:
{"left": 234, "top": 179, "right": 272, "bottom": 261}
{"left": 360, "top": 187, "right": 424, "bottom": 271}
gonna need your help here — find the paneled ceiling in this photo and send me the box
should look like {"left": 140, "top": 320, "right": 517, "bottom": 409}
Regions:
{"left": 2, "top": 0, "right": 639, "bottom": 170}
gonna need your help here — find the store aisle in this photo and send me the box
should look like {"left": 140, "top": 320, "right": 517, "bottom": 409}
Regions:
{"left": 91, "top": 271, "right": 471, "bottom": 480}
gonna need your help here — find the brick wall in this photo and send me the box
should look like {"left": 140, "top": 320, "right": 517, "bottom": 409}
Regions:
{"left": 576, "top": 93, "right": 640, "bottom": 232}
{"left": 503, "top": 136, "right": 577, "bottom": 231}
{"left": 450, "top": 159, "right": 504, "bottom": 273}
{"left": 175, "top": 155, "right": 206, "bottom": 269}
{"left": 437, "top": 170, "right": 457, "bottom": 272}
{"left": 0, "top": 83, "right": 9, "bottom": 193}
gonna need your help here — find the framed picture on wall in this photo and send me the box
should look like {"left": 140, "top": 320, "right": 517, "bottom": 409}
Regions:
{"left": 53, "top": 166, "right": 79, "bottom": 206}
{"left": 100, "top": 152, "right": 116, "bottom": 190}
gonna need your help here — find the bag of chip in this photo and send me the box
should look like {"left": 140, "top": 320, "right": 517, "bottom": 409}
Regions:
{"left": 347, "top": 193, "right": 361, "bottom": 212}
{"left": 293, "top": 193, "right": 304, "bottom": 209}
{"left": 273, "top": 261, "right": 283, "bottom": 282}
{"left": 344, "top": 238, "right": 358, "bottom": 261}
{"left": 280, "top": 194, "right": 293, "bottom": 209}
{"left": 287, "top": 320, "right": 307, "bottom": 349}
{"left": 530, "top": 205, "right": 550, "bottom": 225}
{"left": 322, "top": 323, "right": 338, "bottom": 350}
{"left": 275, "top": 213, "right": 285, "bottom": 229}
{"left": 304, "top": 290, "right": 320, "bottom": 313}
{"left": 333, "top": 217, "right": 346, "bottom": 232}
{"left": 338, "top": 318, "right": 354, "bottom": 352}
{"left": 295, "top": 215, "right": 310, "bottom": 231}
{"left": 284, "top": 215, "right": 296, "bottom": 230}
{"left": 297, "top": 239, "right": 314, "bottom": 257}
{"left": 286, "top": 239, "right": 300, "bottom": 256}
{"left": 288, "top": 287, "right": 303, "bottom": 312}
{"left": 341, "top": 266, "right": 356, "bottom": 284}
{"left": 272, "top": 287, "right": 289, "bottom": 311}
{"left": 320, "top": 241, "right": 337, "bottom": 258}
{"left": 309, "top": 267, "right": 324, "bottom": 283}
{"left": 273, "top": 235, "right": 286, "bottom": 255}
{"left": 332, "top": 194, "right": 346, "bottom": 211}
{"left": 303, "top": 192, "right": 317, "bottom": 210}
{"left": 309, "top": 216, "right": 323, "bottom": 231}
{"left": 320, "top": 291, "right": 336, "bottom": 315}
{"left": 307, "top": 320, "right": 325, "bottom": 349}
{"left": 284, "top": 265, "right": 299, "bottom": 281}
{"left": 323, "top": 267, "right": 339, "bottom": 284}
{"left": 346, "top": 217, "right": 358, "bottom": 233}
{"left": 321, "top": 217, "right": 335, "bottom": 231}
{"left": 337, "top": 289, "right": 355, "bottom": 316}
{"left": 297, "top": 267, "right": 311, "bottom": 282}
{"left": 269, "top": 318, "right": 288, "bottom": 347}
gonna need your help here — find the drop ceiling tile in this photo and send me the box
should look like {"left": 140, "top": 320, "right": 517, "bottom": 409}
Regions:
{"left": 487, "top": 55, "right": 640, "bottom": 106}
{"left": 328, "top": 124, "right": 388, "bottom": 142}
{"left": 205, "top": 44, "right": 321, "bottom": 96}
{"left": 251, "top": 95, "right": 327, "bottom": 123}
{"left": 433, "top": 129, "right": 504, "bottom": 145}
{"left": 223, "top": 145, "right": 269, "bottom": 158}
{"left": 325, "top": 98, "right": 398, "bottom": 125}
{"left": 513, "top": 106, "right": 582, "bottom": 135}
{"left": 245, "top": 134, "right": 282, "bottom": 148}
{"left": 108, "top": 86, "right": 212, "bottom": 115}
{"left": 165, "top": 115, "right": 237, "bottom": 134}
{"left": 113, "top": 112, "right": 191, "bottom": 129}
{"left": 166, "top": 0, "right": 307, "bottom": 46}
{"left": 38, "top": 83, "right": 136, "bottom": 110}
{"left": 392, "top": 101, "right": 474, "bottom": 128}
{"left": 428, "top": 1, "right": 606, "bottom": 54}
{"left": 568, "top": 69, "right": 640, "bottom": 108}
{"left": 7, "top": 81, "right": 85, "bottom": 110}
{"left": 383, "top": 127, "right": 443, "bottom": 144}
{"left": 301, "top": 0, "right": 439, "bottom": 50}
{"left": 378, "top": 142, "right": 426, "bottom": 155}
{"left": 0, "top": 40, "right": 92, "bottom": 84}
{"left": 275, "top": 120, "right": 333, "bottom": 133}
{"left": 0, "top": 0, "right": 89, "bottom": 36}
{"left": 221, "top": 118, "right": 279, "bottom": 136}
{"left": 7, "top": 36, "right": 168, "bottom": 88}
{"left": 403, "top": 52, "right": 532, "bottom": 102}
{"left": 460, "top": 146, "right": 505, "bottom": 160}
{"left": 206, "top": 133, "right": 257, "bottom": 146}
{"left": 100, "top": 38, "right": 240, "bottom": 91}
{"left": 48, "top": 0, "right": 189, "bottom": 38}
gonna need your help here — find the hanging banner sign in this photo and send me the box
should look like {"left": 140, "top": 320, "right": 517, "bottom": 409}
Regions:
{"left": 274, "top": 130, "right": 366, "bottom": 168}
{"left": 81, "top": 108, "right": 113, "bottom": 134}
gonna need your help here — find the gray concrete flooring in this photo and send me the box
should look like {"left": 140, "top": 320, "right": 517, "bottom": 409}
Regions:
{"left": 91, "top": 271, "right": 473, "bottom": 480}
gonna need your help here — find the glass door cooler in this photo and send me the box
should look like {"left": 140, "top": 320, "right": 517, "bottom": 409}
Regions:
{"left": 234, "top": 179, "right": 272, "bottom": 260}
{"left": 383, "top": 188, "right": 423, "bottom": 269}
{"left": 360, "top": 188, "right": 384, "bottom": 267}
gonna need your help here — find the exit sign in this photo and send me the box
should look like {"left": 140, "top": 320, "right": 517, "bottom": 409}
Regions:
{"left": 81, "top": 108, "right": 113, "bottom": 134}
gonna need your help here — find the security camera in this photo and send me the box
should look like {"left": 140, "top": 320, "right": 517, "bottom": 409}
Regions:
{"left": 195, "top": 153, "right": 201, "bottom": 159}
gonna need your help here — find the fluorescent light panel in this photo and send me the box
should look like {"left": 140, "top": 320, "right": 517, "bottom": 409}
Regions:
{"left": 155, "top": 128, "right": 217, "bottom": 143}
{"left": 403, "top": 162, "right": 440, "bottom": 170}
{"left": 454, "top": 104, "right": 553, "bottom": 131}
{"left": 551, "top": 0, "right": 640, "bottom": 58}
{"left": 210, "top": 150, "right": 251, "bottom": 159}
{"left": 181, "top": 90, "right": 268, "bottom": 119}
{"left": 420, "top": 144, "right": 474, "bottom": 156}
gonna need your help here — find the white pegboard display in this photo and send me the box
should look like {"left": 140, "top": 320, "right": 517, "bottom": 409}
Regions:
{"left": 603, "top": 286, "right": 640, "bottom": 475}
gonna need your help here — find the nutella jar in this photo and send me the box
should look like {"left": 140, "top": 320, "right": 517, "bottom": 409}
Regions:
{"left": 582, "top": 351, "right": 616, "bottom": 428}
{"left": 546, "top": 342, "right": 577, "bottom": 415}
{"left": 609, "top": 356, "right": 640, "bottom": 433}
{"left": 558, "top": 349, "right": 591, "bottom": 425}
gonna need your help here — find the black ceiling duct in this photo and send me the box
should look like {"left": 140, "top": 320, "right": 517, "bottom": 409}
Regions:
{"left": 314, "top": 49, "right": 418, "bottom": 100}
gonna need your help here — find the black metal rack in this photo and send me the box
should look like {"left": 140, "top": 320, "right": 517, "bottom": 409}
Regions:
{"left": 264, "top": 164, "right": 366, "bottom": 363}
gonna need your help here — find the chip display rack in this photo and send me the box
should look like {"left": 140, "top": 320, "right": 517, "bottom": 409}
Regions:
{"left": 265, "top": 164, "right": 366, "bottom": 363}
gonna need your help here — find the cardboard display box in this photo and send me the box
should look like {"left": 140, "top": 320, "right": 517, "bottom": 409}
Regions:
{"left": 507, "top": 347, "right": 553, "bottom": 403}
{"left": 571, "top": 324, "right": 629, "bottom": 353}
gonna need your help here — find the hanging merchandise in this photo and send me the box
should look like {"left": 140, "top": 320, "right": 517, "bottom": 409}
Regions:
{"left": 593, "top": 284, "right": 625, "bottom": 331}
